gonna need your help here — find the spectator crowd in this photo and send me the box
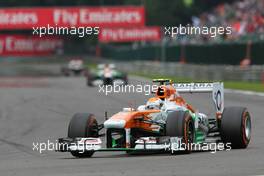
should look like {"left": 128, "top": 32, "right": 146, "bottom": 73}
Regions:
{"left": 174, "top": 0, "right": 264, "bottom": 44}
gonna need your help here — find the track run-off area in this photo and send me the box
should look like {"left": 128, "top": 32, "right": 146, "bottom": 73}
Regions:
{"left": 0, "top": 76, "right": 263, "bottom": 176}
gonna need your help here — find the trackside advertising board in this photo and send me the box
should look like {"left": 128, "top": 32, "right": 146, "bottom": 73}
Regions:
{"left": 0, "top": 35, "right": 63, "bottom": 56}
{"left": 99, "top": 27, "right": 161, "bottom": 42}
{"left": 0, "top": 6, "right": 145, "bottom": 29}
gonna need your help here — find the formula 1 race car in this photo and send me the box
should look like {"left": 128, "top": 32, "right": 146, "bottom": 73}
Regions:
{"left": 57, "top": 79, "right": 251, "bottom": 157}
{"left": 61, "top": 59, "right": 85, "bottom": 76}
{"left": 85, "top": 64, "right": 128, "bottom": 86}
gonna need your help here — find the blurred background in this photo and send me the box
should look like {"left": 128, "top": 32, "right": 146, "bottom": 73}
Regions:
{"left": 0, "top": 0, "right": 263, "bottom": 91}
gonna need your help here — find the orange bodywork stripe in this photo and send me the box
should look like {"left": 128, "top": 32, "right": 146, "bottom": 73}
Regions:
{"left": 110, "top": 110, "right": 160, "bottom": 130}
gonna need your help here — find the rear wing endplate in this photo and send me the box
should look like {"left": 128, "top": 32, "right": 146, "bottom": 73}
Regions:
{"left": 172, "top": 82, "right": 224, "bottom": 114}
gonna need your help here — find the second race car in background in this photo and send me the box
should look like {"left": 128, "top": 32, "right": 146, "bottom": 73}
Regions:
{"left": 61, "top": 59, "right": 85, "bottom": 76}
{"left": 86, "top": 64, "right": 128, "bottom": 86}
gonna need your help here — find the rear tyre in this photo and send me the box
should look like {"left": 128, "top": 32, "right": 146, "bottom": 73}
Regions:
{"left": 166, "top": 111, "right": 194, "bottom": 154}
{"left": 68, "top": 113, "right": 98, "bottom": 158}
{"left": 220, "top": 107, "right": 251, "bottom": 149}
{"left": 61, "top": 67, "right": 70, "bottom": 77}
{"left": 86, "top": 73, "right": 95, "bottom": 87}
{"left": 86, "top": 78, "right": 94, "bottom": 87}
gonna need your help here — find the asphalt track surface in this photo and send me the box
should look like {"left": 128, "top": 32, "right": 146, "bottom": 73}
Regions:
{"left": 0, "top": 76, "right": 263, "bottom": 176}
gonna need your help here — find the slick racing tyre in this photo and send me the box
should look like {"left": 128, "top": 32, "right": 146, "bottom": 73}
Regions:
{"left": 86, "top": 78, "right": 94, "bottom": 87}
{"left": 68, "top": 113, "right": 98, "bottom": 157}
{"left": 166, "top": 111, "right": 194, "bottom": 154}
{"left": 220, "top": 107, "right": 251, "bottom": 149}
{"left": 61, "top": 67, "right": 70, "bottom": 77}
{"left": 72, "top": 70, "right": 82, "bottom": 76}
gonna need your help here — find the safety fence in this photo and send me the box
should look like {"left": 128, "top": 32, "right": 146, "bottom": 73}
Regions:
{"left": 101, "top": 41, "right": 264, "bottom": 65}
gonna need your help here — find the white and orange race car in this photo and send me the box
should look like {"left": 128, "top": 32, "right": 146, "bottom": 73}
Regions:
{"left": 57, "top": 79, "right": 251, "bottom": 157}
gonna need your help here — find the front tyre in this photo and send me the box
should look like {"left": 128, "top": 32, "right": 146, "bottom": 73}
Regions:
{"left": 86, "top": 78, "right": 94, "bottom": 87}
{"left": 220, "top": 107, "right": 251, "bottom": 149}
{"left": 166, "top": 111, "right": 194, "bottom": 154}
{"left": 68, "top": 113, "right": 98, "bottom": 157}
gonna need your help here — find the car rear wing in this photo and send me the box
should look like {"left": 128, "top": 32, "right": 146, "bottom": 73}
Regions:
{"left": 172, "top": 82, "right": 224, "bottom": 114}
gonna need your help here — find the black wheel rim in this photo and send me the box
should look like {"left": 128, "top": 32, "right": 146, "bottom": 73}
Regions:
{"left": 187, "top": 121, "right": 194, "bottom": 144}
